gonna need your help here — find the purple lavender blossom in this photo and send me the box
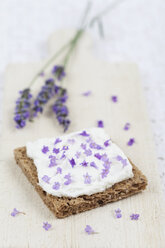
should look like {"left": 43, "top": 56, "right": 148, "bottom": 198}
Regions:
{"left": 111, "top": 95, "right": 118, "bottom": 103}
{"left": 32, "top": 78, "right": 55, "bottom": 117}
{"left": 43, "top": 222, "right": 52, "bottom": 231}
{"left": 84, "top": 149, "right": 92, "bottom": 156}
{"left": 52, "top": 182, "right": 60, "bottom": 190}
{"left": 52, "top": 86, "right": 70, "bottom": 132}
{"left": 52, "top": 65, "right": 66, "bottom": 81}
{"left": 53, "top": 148, "right": 60, "bottom": 154}
{"left": 63, "top": 145, "right": 69, "bottom": 151}
{"left": 64, "top": 173, "right": 72, "bottom": 185}
{"left": 60, "top": 152, "right": 66, "bottom": 160}
{"left": 127, "top": 138, "right": 135, "bottom": 146}
{"left": 56, "top": 167, "right": 62, "bottom": 174}
{"left": 104, "top": 139, "right": 111, "bottom": 147}
{"left": 80, "top": 161, "right": 88, "bottom": 167}
{"left": 11, "top": 208, "right": 20, "bottom": 217}
{"left": 75, "top": 151, "right": 81, "bottom": 159}
{"left": 94, "top": 153, "right": 102, "bottom": 160}
{"left": 101, "top": 164, "right": 110, "bottom": 178}
{"left": 42, "top": 175, "right": 51, "bottom": 183}
{"left": 81, "top": 143, "right": 86, "bottom": 150}
{"left": 97, "top": 120, "right": 104, "bottom": 128}
{"left": 90, "top": 161, "right": 98, "bottom": 169}
{"left": 82, "top": 91, "right": 92, "bottom": 97}
{"left": 85, "top": 225, "right": 95, "bottom": 235}
{"left": 115, "top": 208, "right": 122, "bottom": 218}
{"left": 54, "top": 138, "right": 62, "bottom": 145}
{"left": 130, "top": 214, "right": 140, "bottom": 220}
{"left": 83, "top": 173, "right": 92, "bottom": 184}
{"left": 49, "top": 156, "right": 57, "bottom": 167}
{"left": 69, "top": 158, "right": 76, "bottom": 168}
{"left": 79, "top": 131, "right": 90, "bottom": 137}
{"left": 101, "top": 153, "right": 108, "bottom": 162}
{"left": 42, "top": 146, "right": 49, "bottom": 154}
{"left": 14, "top": 88, "right": 32, "bottom": 128}
{"left": 124, "top": 122, "right": 130, "bottom": 130}
{"left": 116, "top": 155, "right": 122, "bottom": 161}
{"left": 89, "top": 142, "right": 102, "bottom": 150}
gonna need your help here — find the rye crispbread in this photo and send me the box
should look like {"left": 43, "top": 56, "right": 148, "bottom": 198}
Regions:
{"left": 14, "top": 147, "right": 147, "bottom": 218}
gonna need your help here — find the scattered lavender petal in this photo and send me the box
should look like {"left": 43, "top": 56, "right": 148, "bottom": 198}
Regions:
{"left": 11, "top": 208, "right": 20, "bottom": 217}
{"left": 69, "top": 158, "right": 76, "bottom": 168}
{"left": 111, "top": 95, "right": 118, "bottom": 103}
{"left": 90, "top": 161, "right": 98, "bottom": 169}
{"left": 43, "top": 222, "right": 52, "bottom": 231}
{"left": 97, "top": 120, "right": 104, "bottom": 128}
{"left": 104, "top": 139, "right": 111, "bottom": 147}
{"left": 130, "top": 214, "right": 140, "bottom": 220}
{"left": 42, "top": 175, "right": 51, "bottom": 183}
{"left": 53, "top": 148, "right": 60, "bottom": 154}
{"left": 42, "top": 146, "right": 49, "bottom": 154}
{"left": 82, "top": 91, "right": 92, "bottom": 97}
{"left": 124, "top": 122, "right": 130, "bottom": 130}
{"left": 127, "top": 138, "right": 135, "bottom": 146}
{"left": 79, "top": 131, "right": 90, "bottom": 137}
{"left": 85, "top": 225, "right": 95, "bottom": 235}
{"left": 115, "top": 208, "right": 122, "bottom": 218}
{"left": 52, "top": 182, "right": 60, "bottom": 190}
{"left": 83, "top": 173, "right": 92, "bottom": 184}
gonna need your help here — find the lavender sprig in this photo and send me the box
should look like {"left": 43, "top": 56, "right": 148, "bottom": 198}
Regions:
{"left": 52, "top": 85, "right": 70, "bottom": 132}
{"left": 31, "top": 78, "right": 55, "bottom": 118}
{"left": 14, "top": 88, "right": 32, "bottom": 128}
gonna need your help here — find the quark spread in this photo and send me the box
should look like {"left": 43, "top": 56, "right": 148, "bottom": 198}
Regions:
{"left": 26, "top": 128, "right": 133, "bottom": 198}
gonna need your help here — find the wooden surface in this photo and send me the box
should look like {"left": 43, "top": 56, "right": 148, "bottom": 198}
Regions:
{"left": 0, "top": 30, "right": 165, "bottom": 248}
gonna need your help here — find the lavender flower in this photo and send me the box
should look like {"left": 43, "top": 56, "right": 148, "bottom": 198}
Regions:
{"left": 81, "top": 143, "right": 87, "bottom": 150}
{"left": 56, "top": 167, "right": 62, "bottom": 174}
{"left": 130, "top": 214, "right": 139, "bottom": 220}
{"left": 11, "top": 208, "right": 25, "bottom": 217}
{"left": 124, "top": 122, "right": 130, "bottom": 130}
{"left": 90, "top": 161, "right": 98, "bottom": 169}
{"left": 49, "top": 156, "right": 57, "bottom": 167}
{"left": 82, "top": 91, "right": 92, "bottom": 96}
{"left": 111, "top": 95, "right": 118, "bottom": 103}
{"left": 11, "top": 208, "right": 20, "bottom": 217}
{"left": 79, "top": 131, "right": 90, "bottom": 137}
{"left": 42, "top": 146, "right": 49, "bottom": 154}
{"left": 42, "top": 175, "right": 51, "bottom": 183}
{"left": 84, "top": 149, "right": 92, "bottom": 156}
{"left": 80, "top": 161, "right": 88, "bottom": 167}
{"left": 54, "top": 138, "right": 62, "bottom": 145}
{"left": 69, "top": 158, "right": 76, "bottom": 168}
{"left": 115, "top": 208, "right": 122, "bottom": 218}
{"left": 52, "top": 182, "right": 60, "bottom": 190}
{"left": 52, "top": 86, "right": 70, "bottom": 132}
{"left": 14, "top": 88, "right": 32, "bottom": 128}
{"left": 94, "top": 153, "right": 102, "bottom": 160}
{"left": 43, "top": 222, "right": 52, "bottom": 231}
{"left": 101, "top": 164, "right": 110, "bottom": 178}
{"left": 52, "top": 65, "right": 66, "bottom": 81}
{"left": 104, "top": 139, "right": 111, "bottom": 147}
{"left": 32, "top": 78, "right": 55, "bottom": 117}
{"left": 83, "top": 173, "right": 91, "bottom": 184}
{"left": 85, "top": 225, "right": 95, "bottom": 235}
{"left": 97, "top": 120, "right": 104, "bottom": 128}
{"left": 64, "top": 173, "right": 72, "bottom": 185}
{"left": 75, "top": 151, "right": 81, "bottom": 158}
{"left": 127, "top": 138, "right": 135, "bottom": 146}
{"left": 53, "top": 148, "right": 60, "bottom": 154}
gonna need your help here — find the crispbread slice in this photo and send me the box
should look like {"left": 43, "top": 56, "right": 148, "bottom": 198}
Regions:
{"left": 14, "top": 147, "right": 147, "bottom": 218}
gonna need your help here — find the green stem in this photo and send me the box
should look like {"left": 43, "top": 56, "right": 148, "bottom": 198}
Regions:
{"left": 29, "top": 39, "right": 72, "bottom": 87}
{"left": 63, "top": 29, "right": 84, "bottom": 68}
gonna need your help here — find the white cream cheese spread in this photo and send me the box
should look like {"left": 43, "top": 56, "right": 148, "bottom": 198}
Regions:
{"left": 26, "top": 128, "right": 133, "bottom": 198}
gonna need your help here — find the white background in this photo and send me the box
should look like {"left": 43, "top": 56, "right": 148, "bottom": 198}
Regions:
{"left": 0, "top": 0, "right": 165, "bottom": 195}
